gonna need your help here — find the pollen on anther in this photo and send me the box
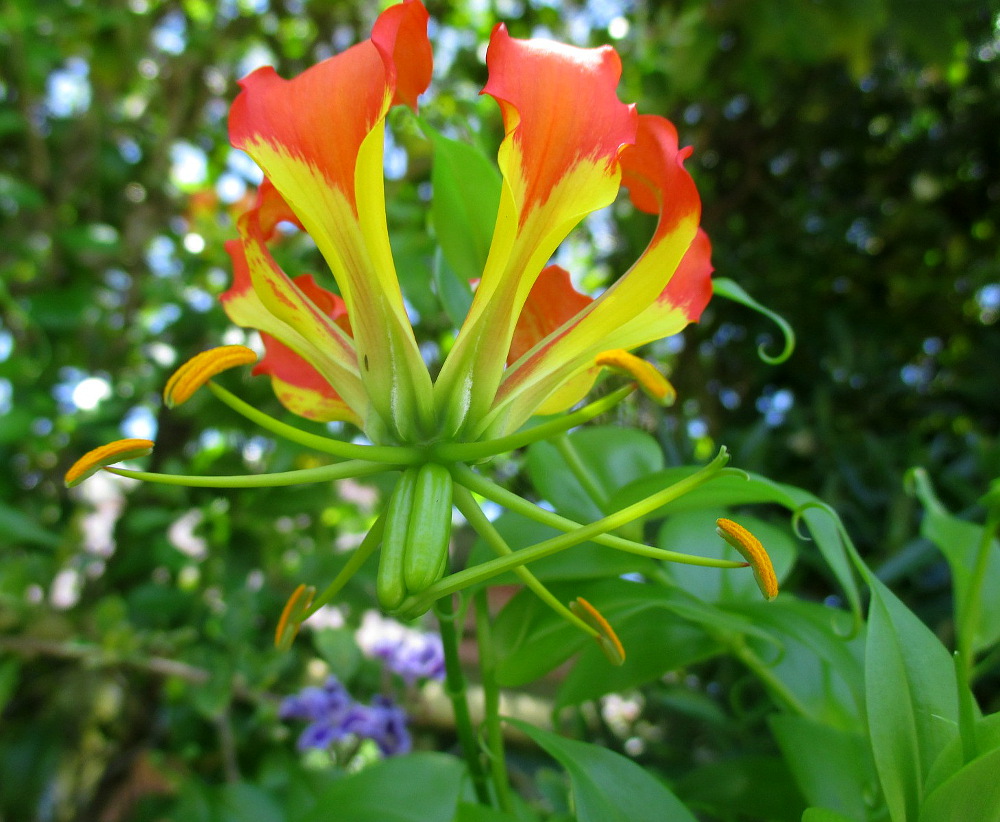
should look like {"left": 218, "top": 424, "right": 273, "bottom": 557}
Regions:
{"left": 595, "top": 349, "right": 676, "bottom": 406}
{"left": 64, "top": 438, "right": 155, "bottom": 488}
{"left": 716, "top": 517, "right": 779, "bottom": 601}
{"left": 163, "top": 345, "right": 258, "bottom": 408}
{"left": 275, "top": 583, "right": 315, "bottom": 650}
{"left": 570, "top": 596, "right": 626, "bottom": 665}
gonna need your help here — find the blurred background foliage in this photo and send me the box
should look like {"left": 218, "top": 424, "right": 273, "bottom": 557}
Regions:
{"left": 0, "top": 0, "right": 997, "bottom": 819}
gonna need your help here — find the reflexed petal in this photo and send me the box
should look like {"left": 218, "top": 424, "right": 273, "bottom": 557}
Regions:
{"left": 507, "top": 265, "right": 593, "bottom": 365}
{"left": 228, "top": 0, "right": 434, "bottom": 440}
{"left": 221, "top": 183, "right": 368, "bottom": 423}
{"left": 483, "top": 115, "right": 706, "bottom": 437}
{"left": 434, "top": 26, "right": 637, "bottom": 436}
{"left": 253, "top": 274, "right": 360, "bottom": 424}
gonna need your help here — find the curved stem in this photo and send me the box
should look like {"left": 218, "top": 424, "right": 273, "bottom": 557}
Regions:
{"left": 552, "top": 432, "right": 609, "bottom": 511}
{"left": 729, "top": 635, "right": 813, "bottom": 716}
{"left": 305, "top": 511, "right": 387, "bottom": 616}
{"left": 434, "top": 596, "right": 491, "bottom": 805}
{"left": 450, "top": 484, "right": 596, "bottom": 638}
{"left": 405, "top": 450, "right": 732, "bottom": 612}
{"left": 106, "top": 459, "right": 391, "bottom": 488}
{"left": 473, "top": 591, "right": 513, "bottom": 813}
{"left": 433, "top": 384, "right": 635, "bottom": 463}
{"left": 207, "top": 382, "right": 421, "bottom": 465}
{"left": 451, "top": 462, "right": 745, "bottom": 569}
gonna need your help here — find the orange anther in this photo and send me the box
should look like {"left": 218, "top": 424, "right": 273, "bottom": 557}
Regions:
{"left": 595, "top": 349, "right": 676, "bottom": 406}
{"left": 570, "top": 596, "right": 625, "bottom": 665}
{"left": 716, "top": 517, "right": 779, "bottom": 601}
{"left": 64, "top": 439, "right": 155, "bottom": 488}
{"left": 275, "top": 583, "right": 315, "bottom": 650}
{"left": 163, "top": 345, "right": 258, "bottom": 408}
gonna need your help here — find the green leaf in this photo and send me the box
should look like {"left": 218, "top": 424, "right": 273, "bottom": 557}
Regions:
{"left": 919, "top": 746, "right": 1000, "bottom": 822}
{"left": 802, "top": 809, "right": 862, "bottom": 822}
{"left": 0, "top": 502, "right": 61, "bottom": 548}
{"left": 911, "top": 469, "right": 1000, "bottom": 652}
{"left": 217, "top": 782, "right": 285, "bottom": 822}
{"left": 453, "top": 802, "right": 526, "bottom": 822}
{"left": 310, "top": 628, "right": 362, "bottom": 682}
{"left": 924, "top": 712, "right": 1000, "bottom": 795}
{"left": 673, "top": 755, "right": 804, "bottom": 821}
{"left": 297, "top": 753, "right": 466, "bottom": 822}
{"left": 770, "top": 715, "right": 873, "bottom": 818}
{"left": 865, "top": 576, "right": 959, "bottom": 822}
{"left": 429, "top": 132, "right": 501, "bottom": 283}
{"left": 507, "top": 719, "right": 698, "bottom": 822}
{"left": 556, "top": 609, "right": 723, "bottom": 709}
{"left": 494, "top": 579, "right": 763, "bottom": 688}
{"left": 432, "top": 249, "right": 473, "bottom": 328}
{"left": 527, "top": 426, "right": 665, "bottom": 523}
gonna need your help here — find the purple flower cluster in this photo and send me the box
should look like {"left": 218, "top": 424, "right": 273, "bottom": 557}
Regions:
{"left": 355, "top": 610, "right": 446, "bottom": 684}
{"left": 279, "top": 675, "right": 410, "bottom": 757}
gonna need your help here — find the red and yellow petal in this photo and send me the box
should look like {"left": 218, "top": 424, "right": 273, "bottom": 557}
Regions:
{"left": 507, "top": 265, "right": 593, "bottom": 365}
{"left": 434, "top": 26, "right": 637, "bottom": 437}
{"left": 228, "top": 0, "right": 434, "bottom": 441}
{"left": 250, "top": 274, "right": 359, "bottom": 424}
{"left": 221, "top": 215, "right": 368, "bottom": 422}
{"left": 482, "top": 115, "right": 706, "bottom": 436}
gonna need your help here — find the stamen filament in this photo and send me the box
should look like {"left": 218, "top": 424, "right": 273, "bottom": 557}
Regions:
{"left": 105, "top": 459, "right": 391, "bottom": 488}
{"left": 450, "top": 461, "right": 746, "bottom": 569}
{"left": 207, "top": 382, "right": 421, "bottom": 465}
{"left": 406, "top": 450, "right": 732, "bottom": 612}
{"left": 433, "top": 384, "right": 635, "bottom": 462}
{"left": 303, "top": 511, "right": 387, "bottom": 616}
{"left": 448, "top": 484, "right": 599, "bottom": 640}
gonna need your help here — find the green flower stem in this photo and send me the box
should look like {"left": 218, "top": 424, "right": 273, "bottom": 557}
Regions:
{"left": 305, "top": 512, "right": 386, "bottom": 617}
{"left": 552, "top": 432, "right": 609, "bottom": 511}
{"left": 451, "top": 484, "right": 596, "bottom": 638}
{"left": 728, "top": 635, "right": 813, "bottom": 716}
{"left": 207, "top": 381, "right": 421, "bottom": 465}
{"left": 957, "top": 513, "right": 999, "bottom": 678}
{"left": 451, "top": 462, "right": 746, "bottom": 569}
{"left": 405, "top": 451, "right": 733, "bottom": 615}
{"left": 433, "top": 384, "right": 635, "bottom": 463}
{"left": 105, "top": 459, "right": 390, "bottom": 488}
{"left": 473, "top": 590, "right": 514, "bottom": 813}
{"left": 433, "top": 595, "right": 491, "bottom": 806}
{"left": 955, "top": 513, "right": 999, "bottom": 762}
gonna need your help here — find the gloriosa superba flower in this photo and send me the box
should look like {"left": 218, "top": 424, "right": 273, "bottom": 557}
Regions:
{"left": 66, "top": 0, "right": 777, "bottom": 662}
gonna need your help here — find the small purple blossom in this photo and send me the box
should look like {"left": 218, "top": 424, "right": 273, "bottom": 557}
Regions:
{"left": 355, "top": 610, "right": 445, "bottom": 684}
{"left": 280, "top": 675, "right": 411, "bottom": 756}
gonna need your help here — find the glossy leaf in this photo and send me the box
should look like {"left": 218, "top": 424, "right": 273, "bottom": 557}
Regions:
{"left": 770, "top": 715, "right": 873, "bottom": 819}
{"left": 865, "top": 576, "right": 960, "bottom": 822}
{"left": 507, "top": 719, "right": 697, "bottom": 822}
{"left": 911, "top": 469, "right": 1000, "bottom": 652}
{"left": 919, "top": 746, "right": 1000, "bottom": 822}
{"left": 527, "top": 426, "right": 665, "bottom": 522}
{"left": 297, "top": 753, "right": 466, "bottom": 822}
{"left": 429, "top": 131, "right": 501, "bottom": 283}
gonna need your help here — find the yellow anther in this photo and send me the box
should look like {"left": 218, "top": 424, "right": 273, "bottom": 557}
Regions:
{"left": 275, "top": 583, "right": 315, "bottom": 650}
{"left": 595, "top": 349, "right": 676, "bottom": 406}
{"left": 64, "top": 438, "right": 155, "bottom": 488}
{"left": 163, "top": 345, "right": 258, "bottom": 408}
{"left": 570, "top": 596, "right": 626, "bottom": 666}
{"left": 716, "top": 517, "right": 779, "bottom": 601}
